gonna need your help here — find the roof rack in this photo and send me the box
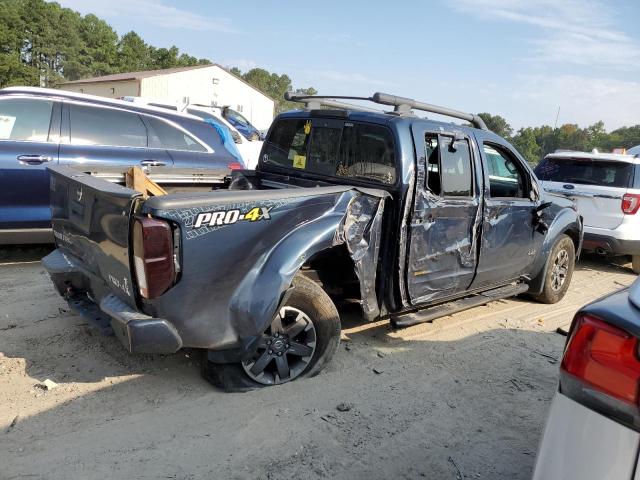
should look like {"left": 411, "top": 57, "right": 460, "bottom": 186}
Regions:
{"left": 284, "top": 91, "right": 488, "bottom": 131}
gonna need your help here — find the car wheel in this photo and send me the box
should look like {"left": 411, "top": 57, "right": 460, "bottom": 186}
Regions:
{"left": 202, "top": 275, "right": 341, "bottom": 391}
{"left": 632, "top": 255, "right": 640, "bottom": 275}
{"left": 532, "top": 234, "right": 575, "bottom": 304}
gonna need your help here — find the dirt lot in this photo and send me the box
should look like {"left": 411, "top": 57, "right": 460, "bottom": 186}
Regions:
{"left": 0, "top": 246, "right": 636, "bottom": 480}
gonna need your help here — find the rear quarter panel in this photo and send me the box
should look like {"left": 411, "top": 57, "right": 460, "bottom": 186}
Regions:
{"left": 142, "top": 186, "right": 387, "bottom": 349}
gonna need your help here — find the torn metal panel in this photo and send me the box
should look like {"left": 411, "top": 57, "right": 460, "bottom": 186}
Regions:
{"left": 339, "top": 194, "right": 386, "bottom": 321}
{"left": 142, "top": 184, "right": 387, "bottom": 349}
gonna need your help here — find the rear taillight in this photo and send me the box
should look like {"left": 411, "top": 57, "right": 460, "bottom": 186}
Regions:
{"left": 132, "top": 217, "right": 176, "bottom": 299}
{"left": 560, "top": 313, "right": 640, "bottom": 430}
{"left": 228, "top": 162, "right": 243, "bottom": 170}
{"left": 622, "top": 193, "right": 640, "bottom": 215}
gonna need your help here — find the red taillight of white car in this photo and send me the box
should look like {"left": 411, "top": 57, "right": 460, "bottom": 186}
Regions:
{"left": 560, "top": 313, "right": 640, "bottom": 430}
{"left": 622, "top": 193, "right": 640, "bottom": 215}
{"left": 132, "top": 217, "right": 177, "bottom": 299}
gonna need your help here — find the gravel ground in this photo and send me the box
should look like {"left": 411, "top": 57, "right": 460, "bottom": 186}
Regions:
{"left": 0, "top": 246, "right": 636, "bottom": 480}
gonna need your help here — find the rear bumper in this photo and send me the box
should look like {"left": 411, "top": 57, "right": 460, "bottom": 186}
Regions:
{"left": 582, "top": 232, "right": 640, "bottom": 256}
{"left": 0, "top": 228, "right": 54, "bottom": 245}
{"left": 533, "top": 393, "right": 639, "bottom": 480}
{"left": 42, "top": 249, "right": 182, "bottom": 354}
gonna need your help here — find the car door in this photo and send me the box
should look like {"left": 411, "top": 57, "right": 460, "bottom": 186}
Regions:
{"left": 406, "top": 126, "right": 482, "bottom": 305}
{"left": 471, "top": 139, "right": 542, "bottom": 288}
{"left": 58, "top": 101, "right": 173, "bottom": 171}
{"left": 0, "top": 96, "right": 60, "bottom": 230}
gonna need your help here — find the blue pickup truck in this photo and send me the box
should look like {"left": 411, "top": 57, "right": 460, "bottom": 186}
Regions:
{"left": 42, "top": 92, "right": 583, "bottom": 390}
{"left": 0, "top": 87, "right": 243, "bottom": 244}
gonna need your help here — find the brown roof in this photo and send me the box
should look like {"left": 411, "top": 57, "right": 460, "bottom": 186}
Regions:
{"left": 61, "top": 64, "right": 215, "bottom": 85}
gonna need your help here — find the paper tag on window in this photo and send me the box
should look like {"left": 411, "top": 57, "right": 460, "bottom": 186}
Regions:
{"left": 293, "top": 155, "right": 307, "bottom": 169}
{"left": 0, "top": 115, "right": 16, "bottom": 139}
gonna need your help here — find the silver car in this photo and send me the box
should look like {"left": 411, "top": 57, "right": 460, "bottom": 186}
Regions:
{"left": 535, "top": 151, "right": 640, "bottom": 273}
{"left": 533, "top": 277, "right": 640, "bottom": 479}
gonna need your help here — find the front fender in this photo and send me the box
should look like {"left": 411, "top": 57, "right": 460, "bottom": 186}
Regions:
{"left": 528, "top": 206, "right": 583, "bottom": 294}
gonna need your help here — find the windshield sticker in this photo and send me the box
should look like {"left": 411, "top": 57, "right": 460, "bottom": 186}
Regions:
{"left": 293, "top": 155, "right": 306, "bottom": 169}
{"left": 0, "top": 115, "right": 16, "bottom": 139}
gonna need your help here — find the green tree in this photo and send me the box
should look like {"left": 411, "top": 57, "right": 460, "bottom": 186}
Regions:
{"left": 478, "top": 112, "right": 513, "bottom": 138}
{"left": 512, "top": 127, "right": 542, "bottom": 165}
{"left": 231, "top": 67, "right": 317, "bottom": 113}
{"left": 117, "top": 31, "right": 152, "bottom": 72}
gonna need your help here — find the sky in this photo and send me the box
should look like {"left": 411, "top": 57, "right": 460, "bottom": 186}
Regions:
{"left": 54, "top": 0, "right": 640, "bottom": 131}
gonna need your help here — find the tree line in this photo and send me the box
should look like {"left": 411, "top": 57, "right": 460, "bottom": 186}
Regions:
{"left": 0, "top": 0, "right": 315, "bottom": 112}
{"left": 1, "top": 0, "right": 638, "bottom": 150}
{"left": 478, "top": 114, "right": 640, "bottom": 165}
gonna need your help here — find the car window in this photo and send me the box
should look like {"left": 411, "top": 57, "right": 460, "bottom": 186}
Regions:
{"left": 187, "top": 109, "right": 215, "bottom": 121}
{"left": 69, "top": 104, "right": 147, "bottom": 148}
{"left": 635, "top": 164, "right": 640, "bottom": 189}
{"left": 145, "top": 117, "right": 207, "bottom": 152}
{"left": 262, "top": 119, "right": 396, "bottom": 185}
{"left": 484, "top": 144, "right": 527, "bottom": 198}
{"left": 424, "top": 134, "right": 472, "bottom": 197}
{"left": 0, "top": 97, "right": 53, "bottom": 142}
{"left": 535, "top": 157, "right": 634, "bottom": 188}
{"left": 225, "top": 109, "right": 250, "bottom": 127}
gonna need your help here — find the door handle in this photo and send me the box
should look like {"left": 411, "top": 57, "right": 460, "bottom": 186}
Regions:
{"left": 140, "top": 160, "right": 166, "bottom": 167}
{"left": 17, "top": 154, "right": 53, "bottom": 165}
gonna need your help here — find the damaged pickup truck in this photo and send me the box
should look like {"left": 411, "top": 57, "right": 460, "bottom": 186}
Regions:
{"left": 43, "top": 92, "right": 583, "bottom": 390}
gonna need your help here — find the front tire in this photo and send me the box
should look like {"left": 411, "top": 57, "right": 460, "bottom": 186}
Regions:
{"left": 202, "top": 275, "right": 341, "bottom": 391}
{"left": 532, "top": 234, "right": 575, "bottom": 304}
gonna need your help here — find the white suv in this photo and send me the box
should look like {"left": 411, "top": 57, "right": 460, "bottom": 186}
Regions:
{"left": 535, "top": 150, "right": 640, "bottom": 273}
{"left": 121, "top": 98, "right": 263, "bottom": 169}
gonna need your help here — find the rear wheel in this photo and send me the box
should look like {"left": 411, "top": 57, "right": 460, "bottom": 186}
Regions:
{"left": 533, "top": 234, "right": 575, "bottom": 304}
{"left": 632, "top": 255, "right": 640, "bottom": 275}
{"left": 202, "top": 275, "right": 341, "bottom": 391}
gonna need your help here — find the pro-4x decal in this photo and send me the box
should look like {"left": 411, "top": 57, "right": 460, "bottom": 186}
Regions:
{"left": 193, "top": 206, "right": 271, "bottom": 228}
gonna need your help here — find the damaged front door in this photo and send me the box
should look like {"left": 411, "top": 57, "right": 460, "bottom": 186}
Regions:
{"left": 406, "top": 128, "right": 482, "bottom": 305}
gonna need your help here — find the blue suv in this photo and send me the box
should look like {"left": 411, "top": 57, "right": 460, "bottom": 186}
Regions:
{"left": 0, "top": 87, "right": 244, "bottom": 244}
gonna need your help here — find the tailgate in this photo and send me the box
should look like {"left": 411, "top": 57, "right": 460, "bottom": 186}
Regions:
{"left": 48, "top": 165, "right": 142, "bottom": 306}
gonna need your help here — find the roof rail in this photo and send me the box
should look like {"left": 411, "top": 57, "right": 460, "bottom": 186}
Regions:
{"left": 284, "top": 91, "right": 488, "bottom": 130}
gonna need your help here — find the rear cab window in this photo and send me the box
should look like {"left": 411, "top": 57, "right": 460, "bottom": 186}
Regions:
{"left": 262, "top": 118, "right": 397, "bottom": 186}
{"left": 535, "top": 157, "right": 634, "bottom": 188}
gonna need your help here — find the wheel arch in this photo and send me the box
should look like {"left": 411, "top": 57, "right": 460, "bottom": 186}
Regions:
{"left": 528, "top": 209, "right": 582, "bottom": 295}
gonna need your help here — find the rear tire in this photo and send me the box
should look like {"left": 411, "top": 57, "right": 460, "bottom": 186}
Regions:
{"left": 202, "top": 275, "right": 341, "bottom": 391}
{"left": 532, "top": 234, "right": 575, "bottom": 304}
{"left": 632, "top": 255, "right": 640, "bottom": 275}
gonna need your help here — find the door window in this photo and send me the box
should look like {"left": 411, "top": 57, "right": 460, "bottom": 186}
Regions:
{"left": 484, "top": 144, "right": 527, "bottom": 198}
{"left": 145, "top": 117, "right": 207, "bottom": 152}
{"left": 424, "top": 134, "right": 473, "bottom": 197}
{"left": 69, "top": 104, "right": 147, "bottom": 148}
{"left": 0, "top": 98, "right": 53, "bottom": 142}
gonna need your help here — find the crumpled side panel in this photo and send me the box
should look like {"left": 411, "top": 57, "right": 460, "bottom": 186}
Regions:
{"left": 338, "top": 194, "right": 386, "bottom": 321}
{"left": 145, "top": 185, "right": 387, "bottom": 349}
{"left": 406, "top": 186, "right": 481, "bottom": 306}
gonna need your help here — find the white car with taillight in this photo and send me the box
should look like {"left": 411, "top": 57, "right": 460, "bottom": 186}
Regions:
{"left": 535, "top": 151, "right": 640, "bottom": 273}
{"left": 533, "top": 277, "right": 640, "bottom": 479}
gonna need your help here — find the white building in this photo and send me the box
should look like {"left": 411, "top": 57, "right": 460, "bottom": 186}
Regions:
{"left": 60, "top": 64, "right": 275, "bottom": 130}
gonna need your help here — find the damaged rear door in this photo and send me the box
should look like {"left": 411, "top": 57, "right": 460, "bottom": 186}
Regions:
{"left": 406, "top": 127, "right": 482, "bottom": 305}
